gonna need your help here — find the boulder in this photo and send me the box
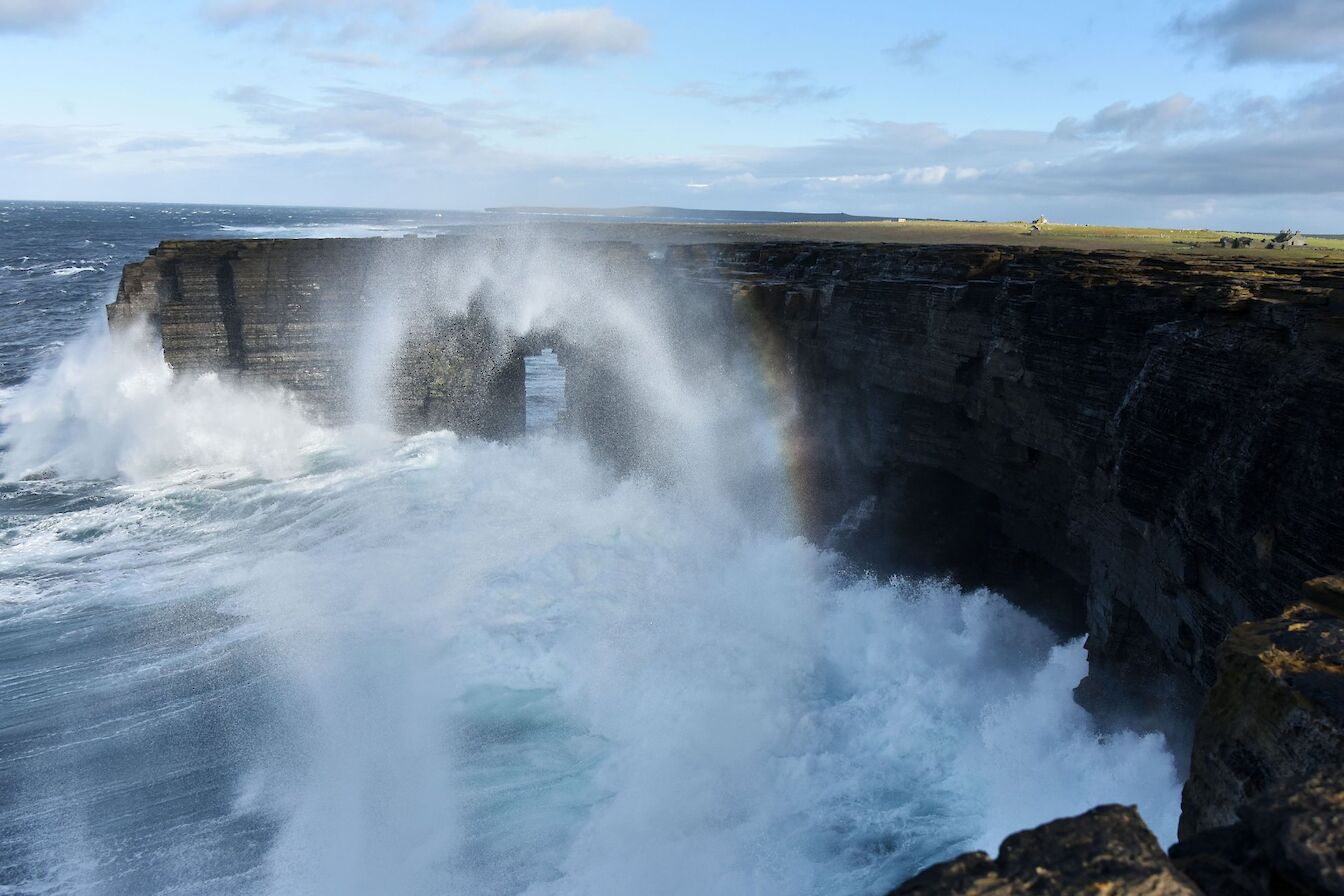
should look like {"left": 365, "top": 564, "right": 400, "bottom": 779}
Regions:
{"left": 891, "top": 804, "right": 1200, "bottom": 895}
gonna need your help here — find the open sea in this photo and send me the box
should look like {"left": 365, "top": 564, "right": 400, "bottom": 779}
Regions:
{"left": 0, "top": 201, "right": 1180, "bottom": 896}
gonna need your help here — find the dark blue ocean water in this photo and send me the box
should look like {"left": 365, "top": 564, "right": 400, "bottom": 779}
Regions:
{"left": 0, "top": 202, "right": 1182, "bottom": 896}
{"left": 0, "top": 202, "right": 493, "bottom": 894}
{"left": 0, "top": 201, "right": 496, "bottom": 389}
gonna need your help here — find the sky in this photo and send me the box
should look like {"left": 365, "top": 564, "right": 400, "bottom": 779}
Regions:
{"left": 2, "top": 0, "right": 1343, "bottom": 230}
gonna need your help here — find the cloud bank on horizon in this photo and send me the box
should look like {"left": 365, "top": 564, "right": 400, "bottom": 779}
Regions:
{"left": 1, "top": 0, "right": 1342, "bottom": 230}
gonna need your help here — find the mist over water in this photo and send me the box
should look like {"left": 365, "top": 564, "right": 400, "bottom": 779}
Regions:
{"left": 0, "top": 218, "right": 1182, "bottom": 895}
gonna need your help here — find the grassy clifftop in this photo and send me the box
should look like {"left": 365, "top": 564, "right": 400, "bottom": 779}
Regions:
{"left": 682, "top": 219, "right": 1344, "bottom": 256}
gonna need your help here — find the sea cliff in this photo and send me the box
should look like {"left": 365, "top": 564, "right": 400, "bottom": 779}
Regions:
{"left": 110, "top": 236, "right": 1344, "bottom": 702}
{"left": 109, "top": 235, "right": 1344, "bottom": 891}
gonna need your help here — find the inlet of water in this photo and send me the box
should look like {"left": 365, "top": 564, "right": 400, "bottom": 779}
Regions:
{"left": 525, "top": 348, "right": 566, "bottom": 432}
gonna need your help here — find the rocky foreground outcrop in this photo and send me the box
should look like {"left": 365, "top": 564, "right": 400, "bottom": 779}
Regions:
{"left": 889, "top": 596, "right": 1344, "bottom": 895}
{"left": 1181, "top": 585, "right": 1344, "bottom": 837}
{"left": 1172, "top": 768, "right": 1344, "bottom": 896}
{"left": 892, "top": 805, "right": 1201, "bottom": 895}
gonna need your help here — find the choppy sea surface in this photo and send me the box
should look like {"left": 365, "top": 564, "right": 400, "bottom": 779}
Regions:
{"left": 0, "top": 201, "right": 1181, "bottom": 896}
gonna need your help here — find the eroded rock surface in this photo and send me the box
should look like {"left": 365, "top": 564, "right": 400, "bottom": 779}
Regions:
{"left": 890, "top": 804, "right": 1200, "bottom": 895}
{"left": 1172, "top": 768, "right": 1344, "bottom": 896}
{"left": 891, "top": 600, "right": 1344, "bottom": 895}
{"left": 1180, "top": 601, "right": 1344, "bottom": 837}
{"left": 695, "top": 243, "right": 1344, "bottom": 704}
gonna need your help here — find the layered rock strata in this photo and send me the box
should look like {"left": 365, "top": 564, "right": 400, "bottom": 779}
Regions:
{"left": 692, "top": 243, "right": 1344, "bottom": 704}
{"left": 110, "top": 237, "right": 1344, "bottom": 700}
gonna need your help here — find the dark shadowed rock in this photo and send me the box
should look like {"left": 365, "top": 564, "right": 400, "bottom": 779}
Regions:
{"left": 1172, "top": 769, "right": 1344, "bottom": 895}
{"left": 689, "top": 242, "right": 1344, "bottom": 710}
{"left": 1304, "top": 576, "right": 1344, "bottom": 616}
{"left": 891, "top": 804, "right": 1200, "bottom": 895}
{"left": 1242, "top": 769, "right": 1344, "bottom": 894}
{"left": 1179, "top": 602, "right": 1344, "bottom": 837}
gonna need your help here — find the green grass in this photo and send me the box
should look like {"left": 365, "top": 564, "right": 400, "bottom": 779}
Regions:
{"left": 671, "top": 219, "right": 1344, "bottom": 257}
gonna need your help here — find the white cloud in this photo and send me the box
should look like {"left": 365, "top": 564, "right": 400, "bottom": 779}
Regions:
{"left": 810, "top": 173, "right": 894, "bottom": 187}
{"left": 1165, "top": 199, "right": 1217, "bottom": 221}
{"left": 301, "top": 47, "right": 387, "bottom": 67}
{"left": 430, "top": 2, "right": 647, "bottom": 68}
{"left": 225, "top": 85, "right": 559, "bottom": 152}
{"left": 901, "top": 165, "right": 949, "bottom": 185}
{"left": 0, "top": 0, "right": 97, "bottom": 34}
{"left": 1054, "top": 94, "right": 1210, "bottom": 141}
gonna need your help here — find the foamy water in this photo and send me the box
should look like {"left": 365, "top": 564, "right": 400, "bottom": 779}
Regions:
{"left": 0, "top": 222, "right": 1182, "bottom": 895}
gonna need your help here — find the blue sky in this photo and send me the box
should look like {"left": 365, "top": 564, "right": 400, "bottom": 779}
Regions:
{"left": 2, "top": 0, "right": 1343, "bottom": 229}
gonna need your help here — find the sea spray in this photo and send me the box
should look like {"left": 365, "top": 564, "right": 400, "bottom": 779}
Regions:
{"left": 0, "top": 318, "right": 327, "bottom": 483}
{"left": 0, "top": 234, "right": 1183, "bottom": 895}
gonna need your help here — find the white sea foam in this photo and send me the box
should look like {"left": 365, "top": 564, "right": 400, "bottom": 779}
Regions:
{"left": 1, "top": 416, "right": 1178, "bottom": 895}
{"left": 0, "top": 319, "right": 328, "bottom": 482}
{"left": 0, "top": 236, "right": 1184, "bottom": 895}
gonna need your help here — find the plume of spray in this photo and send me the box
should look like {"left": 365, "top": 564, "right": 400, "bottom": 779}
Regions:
{"left": 0, "top": 231, "right": 1185, "bottom": 896}
{"left": 342, "top": 227, "right": 797, "bottom": 530}
{"left": 0, "top": 315, "right": 327, "bottom": 483}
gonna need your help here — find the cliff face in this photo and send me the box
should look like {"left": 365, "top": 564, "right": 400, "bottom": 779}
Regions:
{"left": 111, "top": 237, "right": 538, "bottom": 438}
{"left": 692, "top": 243, "right": 1344, "bottom": 701}
{"left": 110, "top": 237, "right": 1344, "bottom": 699}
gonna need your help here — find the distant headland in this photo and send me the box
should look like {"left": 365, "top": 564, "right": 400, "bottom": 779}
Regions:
{"left": 484, "top": 205, "right": 903, "bottom": 224}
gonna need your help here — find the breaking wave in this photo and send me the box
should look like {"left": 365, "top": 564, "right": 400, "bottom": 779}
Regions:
{"left": 0, "top": 238, "right": 1182, "bottom": 895}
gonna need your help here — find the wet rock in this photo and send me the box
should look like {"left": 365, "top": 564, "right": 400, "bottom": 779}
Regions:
{"left": 891, "top": 804, "right": 1200, "bottom": 895}
{"left": 707, "top": 243, "right": 1344, "bottom": 703}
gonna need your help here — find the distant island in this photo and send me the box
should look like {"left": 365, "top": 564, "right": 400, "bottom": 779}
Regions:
{"left": 484, "top": 205, "right": 903, "bottom": 224}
